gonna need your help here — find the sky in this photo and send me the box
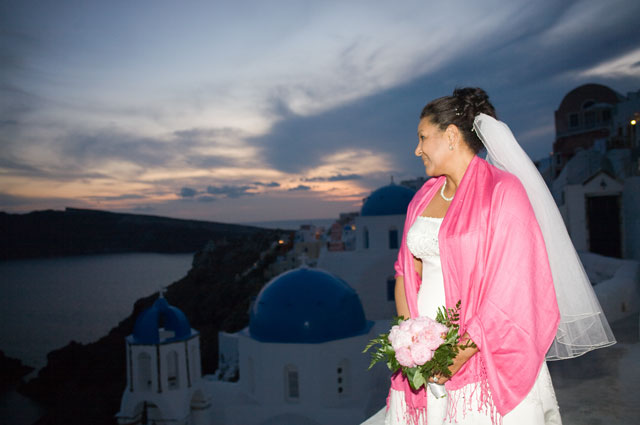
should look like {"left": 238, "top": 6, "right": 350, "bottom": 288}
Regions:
{"left": 1, "top": 0, "right": 639, "bottom": 224}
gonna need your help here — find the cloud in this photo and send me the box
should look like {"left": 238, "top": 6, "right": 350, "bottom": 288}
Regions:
{"left": 247, "top": 1, "right": 640, "bottom": 172}
{"left": 288, "top": 184, "right": 311, "bottom": 192}
{"left": 196, "top": 196, "right": 216, "bottom": 203}
{"left": 2, "top": 0, "right": 640, "bottom": 222}
{"left": 86, "top": 194, "right": 146, "bottom": 201}
{"left": 579, "top": 48, "right": 640, "bottom": 78}
{"left": 180, "top": 187, "right": 197, "bottom": 198}
{"left": 206, "top": 185, "right": 255, "bottom": 198}
{"left": 303, "top": 173, "right": 362, "bottom": 182}
{"left": 253, "top": 181, "right": 280, "bottom": 187}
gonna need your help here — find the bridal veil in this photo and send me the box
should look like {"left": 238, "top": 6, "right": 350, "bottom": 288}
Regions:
{"left": 473, "top": 113, "right": 616, "bottom": 360}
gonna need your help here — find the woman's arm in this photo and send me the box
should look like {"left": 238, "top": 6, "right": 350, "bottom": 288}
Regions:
{"left": 394, "top": 276, "right": 410, "bottom": 320}
{"left": 395, "top": 257, "right": 422, "bottom": 319}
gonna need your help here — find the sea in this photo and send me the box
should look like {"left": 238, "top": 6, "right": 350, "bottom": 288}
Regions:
{"left": 0, "top": 252, "right": 194, "bottom": 425}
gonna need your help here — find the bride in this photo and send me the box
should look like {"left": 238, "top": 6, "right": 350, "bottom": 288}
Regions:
{"left": 368, "top": 88, "right": 615, "bottom": 425}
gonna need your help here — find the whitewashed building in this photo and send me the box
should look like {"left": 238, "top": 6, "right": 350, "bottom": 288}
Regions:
{"left": 539, "top": 84, "right": 640, "bottom": 261}
{"left": 317, "top": 183, "right": 416, "bottom": 320}
{"left": 204, "top": 267, "right": 390, "bottom": 425}
{"left": 116, "top": 295, "right": 211, "bottom": 425}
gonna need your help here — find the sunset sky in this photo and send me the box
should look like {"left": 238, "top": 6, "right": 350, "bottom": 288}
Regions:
{"left": 2, "top": 0, "right": 639, "bottom": 223}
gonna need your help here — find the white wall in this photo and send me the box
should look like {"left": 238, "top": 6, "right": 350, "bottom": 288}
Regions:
{"left": 317, "top": 214, "right": 406, "bottom": 320}
{"left": 205, "top": 325, "right": 391, "bottom": 425}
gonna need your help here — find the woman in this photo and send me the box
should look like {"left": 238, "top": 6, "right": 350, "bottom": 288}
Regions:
{"left": 381, "top": 88, "right": 615, "bottom": 425}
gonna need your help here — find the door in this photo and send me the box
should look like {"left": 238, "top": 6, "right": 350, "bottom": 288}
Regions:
{"left": 587, "top": 195, "right": 622, "bottom": 258}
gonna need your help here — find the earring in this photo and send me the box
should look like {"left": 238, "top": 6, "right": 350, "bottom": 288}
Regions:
{"left": 448, "top": 144, "right": 453, "bottom": 151}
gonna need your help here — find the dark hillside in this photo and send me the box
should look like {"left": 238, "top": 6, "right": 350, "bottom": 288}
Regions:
{"left": 0, "top": 208, "right": 270, "bottom": 259}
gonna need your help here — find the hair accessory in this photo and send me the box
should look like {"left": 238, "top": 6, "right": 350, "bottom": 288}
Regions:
{"left": 440, "top": 179, "right": 454, "bottom": 202}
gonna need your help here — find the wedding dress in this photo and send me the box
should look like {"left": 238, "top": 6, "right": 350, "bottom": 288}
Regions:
{"left": 381, "top": 215, "right": 563, "bottom": 425}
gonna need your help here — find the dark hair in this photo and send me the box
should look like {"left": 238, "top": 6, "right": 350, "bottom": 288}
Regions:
{"left": 419, "top": 87, "right": 497, "bottom": 154}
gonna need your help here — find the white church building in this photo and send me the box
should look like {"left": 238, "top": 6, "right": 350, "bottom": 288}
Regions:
{"left": 317, "top": 183, "right": 416, "bottom": 320}
{"left": 115, "top": 295, "right": 211, "bottom": 425}
{"left": 204, "top": 267, "right": 390, "bottom": 425}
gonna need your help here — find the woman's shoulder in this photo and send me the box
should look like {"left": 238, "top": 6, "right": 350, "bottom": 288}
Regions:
{"left": 479, "top": 158, "right": 532, "bottom": 214}
{"left": 478, "top": 157, "right": 526, "bottom": 192}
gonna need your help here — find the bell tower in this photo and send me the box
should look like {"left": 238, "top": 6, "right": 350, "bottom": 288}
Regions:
{"left": 116, "top": 291, "right": 211, "bottom": 425}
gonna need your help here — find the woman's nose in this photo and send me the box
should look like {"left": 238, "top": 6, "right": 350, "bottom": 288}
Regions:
{"left": 414, "top": 143, "right": 422, "bottom": 157}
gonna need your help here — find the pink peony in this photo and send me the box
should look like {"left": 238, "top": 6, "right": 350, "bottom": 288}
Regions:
{"left": 388, "top": 324, "right": 412, "bottom": 350}
{"left": 415, "top": 321, "right": 448, "bottom": 351}
{"left": 398, "top": 319, "right": 412, "bottom": 333}
{"left": 411, "top": 341, "right": 434, "bottom": 365}
{"left": 409, "top": 318, "right": 429, "bottom": 335}
{"left": 395, "top": 347, "right": 416, "bottom": 368}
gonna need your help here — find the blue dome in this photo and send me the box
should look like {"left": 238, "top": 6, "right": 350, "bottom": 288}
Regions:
{"left": 132, "top": 297, "right": 193, "bottom": 344}
{"left": 361, "top": 184, "right": 415, "bottom": 216}
{"left": 249, "top": 268, "right": 372, "bottom": 343}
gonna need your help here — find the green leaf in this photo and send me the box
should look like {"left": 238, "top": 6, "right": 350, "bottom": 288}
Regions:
{"left": 410, "top": 369, "right": 426, "bottom": 390}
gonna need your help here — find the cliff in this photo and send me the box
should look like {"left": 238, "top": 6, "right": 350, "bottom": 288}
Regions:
{"left": 0, "top": 207, "right": 270, "bottom": 260}
{"left": 0, "top": 351, "right": 34, "bottom": 387}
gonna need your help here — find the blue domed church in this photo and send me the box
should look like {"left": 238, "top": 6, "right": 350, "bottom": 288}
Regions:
{"left": 204, "top": 267, "right": 388, "bottom": 425}
{"left": 116, "top": 295, "right": 211, "bottom": 425}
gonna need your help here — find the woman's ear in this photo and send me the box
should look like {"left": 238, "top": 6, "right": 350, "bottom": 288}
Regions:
{"left": 445, "top": 124, "right": 460, "bottom": 144}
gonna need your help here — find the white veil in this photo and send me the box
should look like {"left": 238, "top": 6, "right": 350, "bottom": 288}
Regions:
{"left": 473, "top": 113, "right": 616, "bottom": 360}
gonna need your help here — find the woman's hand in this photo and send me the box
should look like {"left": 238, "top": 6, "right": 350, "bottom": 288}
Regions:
{"left": 428, "top": 333, "right": 478, "bottom": 385}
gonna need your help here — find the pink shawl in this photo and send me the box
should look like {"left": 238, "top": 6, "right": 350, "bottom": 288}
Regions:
{"left": 389, "top": 155, "right": 560, "bottom": 419}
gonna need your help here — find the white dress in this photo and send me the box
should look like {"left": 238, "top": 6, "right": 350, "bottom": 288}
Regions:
{"left": 382, "top": 216, "right": 562, "bottom": 425}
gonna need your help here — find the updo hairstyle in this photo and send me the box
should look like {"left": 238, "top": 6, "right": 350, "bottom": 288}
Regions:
{"left": 420, "top": 87, "right": 497, "bottom": 154}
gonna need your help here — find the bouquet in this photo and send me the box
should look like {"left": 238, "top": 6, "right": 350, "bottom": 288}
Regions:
{"left": 363, "top": 301, "right": 474, "bottom": 397}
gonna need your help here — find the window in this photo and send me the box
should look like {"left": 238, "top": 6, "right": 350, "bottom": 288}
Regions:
{"left": 585, "top": 111, "right": 596, "bottom": 129}
{"left": 363, "top": 227, "right": 369, "bottom": 249}
{"left": 569, "top": 113, "right": 579, "bottom": 128}
{"left": 138, "top": 352, "right": 152, "bottom": 392}
{"left": 285, "top": 365, "right": 299, "bottom": 401}
{"left": 387, "top": 277, "right": 395, "bottom": 301}
{"left": 337, "top": 360, "right": 350, "bottom": 396}
{"left": 389, "top": 227, "right": 399, "bottom": 249}
{"left": 602, "top": 110, "right": 611, "bottom": 123}
{"left": 167, "top": 351, "right": 179, "bottom": 389}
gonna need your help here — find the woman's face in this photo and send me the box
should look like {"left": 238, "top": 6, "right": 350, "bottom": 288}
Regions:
{"left": 415, "top": 118, "right": 452, "bottom": 176}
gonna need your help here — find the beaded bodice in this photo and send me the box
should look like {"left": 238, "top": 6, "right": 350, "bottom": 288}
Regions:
{"left": 406, "top": 216, "right": 443, "bottom": 259}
